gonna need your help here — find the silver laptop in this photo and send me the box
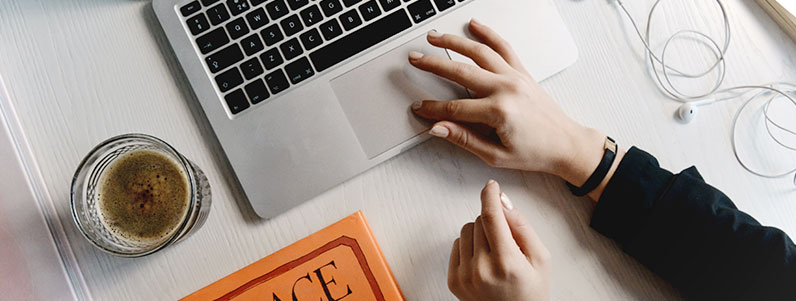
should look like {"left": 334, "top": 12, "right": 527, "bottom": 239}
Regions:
{"left": 153, "top": 0, "right": 577, "bottom": 218}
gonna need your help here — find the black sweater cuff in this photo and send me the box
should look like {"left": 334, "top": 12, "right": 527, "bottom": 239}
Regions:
{"left": 590, "top": 146, "right": 673, "bottom": 244}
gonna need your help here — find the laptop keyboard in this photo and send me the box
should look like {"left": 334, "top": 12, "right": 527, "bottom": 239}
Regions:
{"left": 180, "top": 0, "right": 463, "bottom": 116}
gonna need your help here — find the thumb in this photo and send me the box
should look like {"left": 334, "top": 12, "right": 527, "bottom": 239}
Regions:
{"left": 429, "top": 121, "right": 506, "bottom": 166}
{"left": 500, "top": 193, "right": 551, "bottom": 266}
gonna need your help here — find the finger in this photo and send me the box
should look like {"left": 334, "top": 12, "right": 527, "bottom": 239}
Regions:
{"left": 428, "top": 121, "right": 508, "bottom": 166}
{"left": 502, "top": 194, "right": 551, "bottom": 266}
{"left": 426, "top": 31, "right": 511, "bottom": 73}
{"left": 468, "top": 19, "right": 530, "bottom": 76}
{"left": 409, "top": 51, "right": 498, "bottom": 95}
{"left": 480, "top": 180, "right": 514, "bottom": 253}
{"left": 412, "top": 99, "right": 495, "bottom": 126}
{"left": 473, "top": 216, "right": 490, "bottom": 254}
{"left": 448, "top": 238, "right": 460, "bottom": 294}
{"left": 450, "top": 238, "right": 461, "bottom": 267}
{"left": 459, "top": 222, "right": 475, "bottom": 260}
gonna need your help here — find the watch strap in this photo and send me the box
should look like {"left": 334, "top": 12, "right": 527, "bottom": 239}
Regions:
{"left": 566, "top": 137, "right": 617, "bottom": 197}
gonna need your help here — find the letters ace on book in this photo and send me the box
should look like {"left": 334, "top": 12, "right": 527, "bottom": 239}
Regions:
{"left": 183, "top": 211, "right": 404, "bottom": 300}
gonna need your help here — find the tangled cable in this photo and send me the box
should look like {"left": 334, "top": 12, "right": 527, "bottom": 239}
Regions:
{"left": 615, "top": 0, "right": 796, "bottom": 185}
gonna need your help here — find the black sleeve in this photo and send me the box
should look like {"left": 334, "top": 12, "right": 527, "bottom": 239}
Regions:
{"left": 590, "top": 147, "right": 796, "bottom": 300}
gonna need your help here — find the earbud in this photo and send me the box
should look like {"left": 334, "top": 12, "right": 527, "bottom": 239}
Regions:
{"left": 676, "top": 99, "right": 717, "bottom": 123}
{"left": 677, "top": 103, "right": 698, "bottom": 123}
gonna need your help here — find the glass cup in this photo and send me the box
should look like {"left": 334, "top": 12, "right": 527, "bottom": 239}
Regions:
{"left": 71, "top": 133, "right": 211, "bottom": 257}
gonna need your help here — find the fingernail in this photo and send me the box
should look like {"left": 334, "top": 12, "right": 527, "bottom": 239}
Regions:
{"left": 427, "top": 31, "right": 443, "bottom": 39}
{"left": 487, "top": 179, "right": 496, "bottom": 185}
{"left": 411, "top": 101, "right": 423, "bottom": 110}
{"left": 470, "top": 18, "right": 481, "bottom": 26}
{"left": 408, "top": 51, "right": 424, "bottom": 60}
{"left": 500, "top": 192, "right": 514, "bottom": 211}
{"left": 429, "top": 125, "right": 449, "bottom": 138}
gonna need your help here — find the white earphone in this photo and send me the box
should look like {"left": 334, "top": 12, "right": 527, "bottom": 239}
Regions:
{"left": 676, "top": 99, "right": 716, "bottom": 123}
{"left": 615, "top": 0, "right": 796, "bottom": 185}
{"left": 676, "top": 103, "right": 697, "bottom": 123}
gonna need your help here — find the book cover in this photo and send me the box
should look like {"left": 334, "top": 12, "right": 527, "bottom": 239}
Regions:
{"left": 183, "top": 211, "right": 404, "bottom": 301}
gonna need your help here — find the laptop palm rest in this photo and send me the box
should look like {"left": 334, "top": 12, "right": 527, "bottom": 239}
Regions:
{"left": 331, "top": 33, "right": 469, "bottom": 159}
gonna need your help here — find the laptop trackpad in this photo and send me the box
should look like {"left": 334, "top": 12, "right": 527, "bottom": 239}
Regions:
{"left": 331, "top": 33, "right": 468, "bottom": 159}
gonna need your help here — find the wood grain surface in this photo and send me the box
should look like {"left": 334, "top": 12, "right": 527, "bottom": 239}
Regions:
{"left": 1, "top": 0, "right": 795, "bottom": 300}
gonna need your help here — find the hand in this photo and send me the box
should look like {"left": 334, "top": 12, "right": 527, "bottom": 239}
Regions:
{"left": 409, "top": 19, "right": 613, "bottom": 193}
{"left": 449, "top": 180, "right": 551, "bottom": 301}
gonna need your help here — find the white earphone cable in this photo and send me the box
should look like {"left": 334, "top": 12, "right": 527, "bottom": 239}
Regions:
{"left": 615, "top": 0, "right": 796, "bottom": 185}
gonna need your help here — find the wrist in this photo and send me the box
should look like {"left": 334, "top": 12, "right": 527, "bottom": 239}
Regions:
{"left": 554, "top": 126, "right": 607, "bottom": 191}
{"left": 587, "top": 148, "right": 624, "bottom": 201}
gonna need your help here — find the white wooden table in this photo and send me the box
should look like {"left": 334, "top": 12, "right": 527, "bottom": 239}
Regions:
{"left": 2, "top": 0, "right": 795, "bottom": 299}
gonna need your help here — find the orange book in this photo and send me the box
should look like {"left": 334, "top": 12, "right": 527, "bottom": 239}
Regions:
{"left": 183, "top": 211, "right": 404, "bottom": 301}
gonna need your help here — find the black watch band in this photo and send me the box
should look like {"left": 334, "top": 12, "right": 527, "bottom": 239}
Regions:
{"left": 566, "top": 136, "right": 617, "bottom": 197}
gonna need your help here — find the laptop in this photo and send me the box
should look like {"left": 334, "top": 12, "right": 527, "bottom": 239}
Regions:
{"left": 153, "top": 0, "right": 577, "bottom": 219}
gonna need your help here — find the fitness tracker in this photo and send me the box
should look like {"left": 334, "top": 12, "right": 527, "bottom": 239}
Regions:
{"left": 566, "top": 136, "right": 617, "bottom": 197}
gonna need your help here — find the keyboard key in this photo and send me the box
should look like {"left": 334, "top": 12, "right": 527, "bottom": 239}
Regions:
{"left": 261, "top": 24, "right": 284, "bottom": 46}
{"left": 227, "top": 0, "right": 251, "bottom": 15}
{"left": 310, "top": 8, "right": 411, "bottom": 72}
{"left": 260, "top": 48, "right": 284, "bottom": 70}
{"left": 433, "top": 0, "right": 455, "bottom": 11}
{"left": 319, "top": 19, "right": 343, "bottom": 40}
{"left": 245, "top": 79, "right": 270, "bottom": 104}
{"left": 279, "top": 38, "right": 304, "bottom": 60}
{"left": 407, "top": 0, "right": 435, "bottom": 23}
{"left": 358, "top": 0, "right": 381, "bottom": 21}
{"left": 186, "top": 14, "right": 210, "bottom": 35}
{"left": 226, "top": 17, "right": 250, "bottom": 39}
{"left": 225, "top": 89, "right": 250, "bottom": 114}
{"left": 181, "top": 1, "right": 201, "bottom": 17}
{"left": 280, "top": 15, "right": 304, "bottom": 36}
{"left": 320, "top": 0, "right": 343, "bottom": 17}
{"left": 196, "top": 27, "right": 230, "bottom": 54}
{"left": 265, "top": 69, "right": 290, "bottom": 94}
{"left": 299, "top": 28, "right": 323, "bottom": 50}
{"left": 207, "top": 3, "right": 231, "bottom": 25}
{"left": 246, "top": 7, "right": 270, "bottom": 29}
{"left": 215, "top": 67, "right": 244, "bottom": 92}
{"left": 342, "top": 0, "right": 362, "bottom": 7}
{"left": 202, "top": 0, "right": 221, "bottom": 6}
{"left": 240, "top": 57, "right": 265, "bottom": 79}
{"left": 241, "top": 33, "right": 265, "bottom": 55}
{"left": 286, "top": 0, "right": 309, "bottom": 11}
{"left": 252, "top": 0, "right": 267, "bottom": 5}
{"left": 285, "top": 57, "right": 315, "bottom": 84}
{"left": 265, "top": 0, "right": 289, "bottom": 20}
{"left": 339, "top": 9, "right": 362, "bottom": 31}
{"left": 300, "top": 5, "right": 323, "bottom": 27}
{"left": 206, "top": 44, "right": 244, "bottom": 73}
{"left": 378, "top": 0, "right": 400, "bottom": 12}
